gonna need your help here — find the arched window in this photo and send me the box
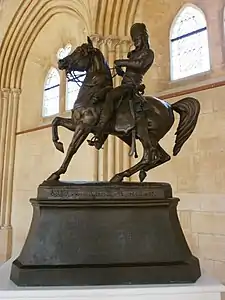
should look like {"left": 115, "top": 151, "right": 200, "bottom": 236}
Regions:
{"left": 42, "top": 68, "right": 60, "bottom": 117}
{"left": 170, "top": 5, "right": 210, "bottom": 80}
{"left": 42, "top": 43, "right": 86, "bottom": 118}
{"left": 58, "top": 43, "right": 85, "bottom": 111}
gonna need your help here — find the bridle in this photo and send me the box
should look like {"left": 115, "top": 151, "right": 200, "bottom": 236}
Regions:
{"left": 65, "top": 47, "right": 117, "bottom": 87}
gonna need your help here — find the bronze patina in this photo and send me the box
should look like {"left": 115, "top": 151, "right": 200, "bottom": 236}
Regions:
{"left": 47, "top": 23, "right": 200, "bottom": 182}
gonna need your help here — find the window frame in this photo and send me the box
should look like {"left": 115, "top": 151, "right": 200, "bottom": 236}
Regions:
{"left": 42, "top": 67, "right": 60, "bottom": 118}
{"left": 170, "top": 5, "right": 211, "bottom": 81}
{"left": 41, "top": 43, "right": 85, "bottom": 122}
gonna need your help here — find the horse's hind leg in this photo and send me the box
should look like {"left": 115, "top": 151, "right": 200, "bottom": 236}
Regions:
{"left": 110, "top": 132, "right": 154, "bottom": 182}
{"left": 139, "top": 144, "right": 171, "bottom": 182}
{"left": 52, "top": 117, "right": 75, "bottom": 153}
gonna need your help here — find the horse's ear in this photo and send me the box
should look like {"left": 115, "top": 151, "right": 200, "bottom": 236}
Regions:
{"left": 87, "top": 36, "right": 93, "bottom": 48}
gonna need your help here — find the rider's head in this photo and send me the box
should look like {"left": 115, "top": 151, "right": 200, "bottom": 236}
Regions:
{"left": 130, "top": 23, "right": 149, "bottom": 50}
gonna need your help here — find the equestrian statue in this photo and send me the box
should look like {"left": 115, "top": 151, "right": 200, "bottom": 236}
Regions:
{"left": 47, "top": 23, "right": 200, "bottom": 183}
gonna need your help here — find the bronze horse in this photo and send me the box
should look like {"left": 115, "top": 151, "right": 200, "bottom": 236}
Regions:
{"left": 47, "top": 37, "right": 200, "bottom": 182}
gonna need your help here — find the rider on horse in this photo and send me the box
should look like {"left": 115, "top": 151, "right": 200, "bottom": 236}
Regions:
{"left": 89, "top": 22, "right": 155, "bottom": 150}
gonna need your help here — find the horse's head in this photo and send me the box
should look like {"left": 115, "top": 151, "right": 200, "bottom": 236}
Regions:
{"left": 58, "top": 37, "right": 98, "bottom": 73}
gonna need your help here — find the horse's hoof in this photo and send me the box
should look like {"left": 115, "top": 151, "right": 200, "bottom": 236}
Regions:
{"left": 54, "top": 141, "right": 64, "bottom": 153}
{"left": 47, "top": 173, "right": 60, "bottom": 181}
{"left": 110, "top": 174, "right": 123, "bottom": 183}
{"left": 139, "top": 170, "right": 147, "bottom": 182}
{"left": 87, "top": 139, "right": 95, "bottom": 146}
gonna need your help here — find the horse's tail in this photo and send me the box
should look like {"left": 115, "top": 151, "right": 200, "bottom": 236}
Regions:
{"left": 172, "top": 97, "right": 200, "bottom": 156}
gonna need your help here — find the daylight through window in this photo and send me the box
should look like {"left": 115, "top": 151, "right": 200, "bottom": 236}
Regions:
{"left": 42, "top": 68, "right": 60, "bottom": 117}
{"left": 170, "top": 5, "right": 210, "bottom": 80}
{"left": 42, "top": 43, "right": 86, "bottom": 117}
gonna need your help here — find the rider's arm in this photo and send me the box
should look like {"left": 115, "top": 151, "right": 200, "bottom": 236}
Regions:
{"left": 115, "top": 50, "right": 154, "bottom": 70}
{"left": 115, "top": 59, "right": 141, "bottom": 70}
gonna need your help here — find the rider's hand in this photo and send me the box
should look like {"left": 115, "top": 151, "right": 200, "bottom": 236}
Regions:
{"left": 114, "top": 59, "right": 123, "bottom": 67}
{"left": 138, "top": 84, "right": 145, "bottom": 95}
{"left": 127, "top": 51, "right": 132, "bottom": 58}
{"left": 115, "top": 65, "right": 124, "bottom": 77}
{"left": 92, "top": 96, "right": 99, "bottom": 104}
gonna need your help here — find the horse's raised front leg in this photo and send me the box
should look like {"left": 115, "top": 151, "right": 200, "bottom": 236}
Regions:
{"left": 47, "top": 126, "right": 89, "bottom": 181}
{"left": 52, "top": 116, "right": 75, "bottom": 153}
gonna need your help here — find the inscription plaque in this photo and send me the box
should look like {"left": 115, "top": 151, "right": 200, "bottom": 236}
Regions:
{"left": 38, "top": 181, "right": 172, "bottom": 200}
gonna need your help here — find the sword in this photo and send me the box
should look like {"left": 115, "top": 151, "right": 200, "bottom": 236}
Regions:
{"left": 128, "top": 97, "right": 138, "bottom": 158}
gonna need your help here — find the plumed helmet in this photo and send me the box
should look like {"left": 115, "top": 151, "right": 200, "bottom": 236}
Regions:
{"left": 130, "top": 23, "right": 149, "bottom": 40}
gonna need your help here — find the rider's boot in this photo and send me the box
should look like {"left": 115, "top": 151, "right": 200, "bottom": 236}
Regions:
{"left": 87, "top": 119, "right": 107, "bottom": 149}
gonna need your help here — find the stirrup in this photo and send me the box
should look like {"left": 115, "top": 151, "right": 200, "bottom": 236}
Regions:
{"left": 87, "top": 135, "right": 104, "bottom": 149}
{"left": 87, "top": 135, "right": 99, "bottom": 145}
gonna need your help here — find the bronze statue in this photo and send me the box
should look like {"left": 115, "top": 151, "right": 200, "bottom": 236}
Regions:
{"left": 47, "top": 23, "right": 200, "bottom": 183}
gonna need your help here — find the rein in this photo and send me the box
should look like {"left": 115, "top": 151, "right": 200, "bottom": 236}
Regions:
{"left": 66, "top": 65, "right": 117, "bottom": 86}
{"left": 66, "top": 71, "right": 85, "bottom": 86}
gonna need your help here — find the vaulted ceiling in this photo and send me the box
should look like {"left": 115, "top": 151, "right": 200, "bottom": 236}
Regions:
{"left": 93, "top": 0, "right": 140, "bottom": 36}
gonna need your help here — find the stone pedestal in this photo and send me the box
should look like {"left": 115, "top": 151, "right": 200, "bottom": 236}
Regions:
{"left": 10, "top": 182, "right": 201, "bottom": 286}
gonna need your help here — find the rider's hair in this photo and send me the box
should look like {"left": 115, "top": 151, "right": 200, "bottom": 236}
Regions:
{"left": 130, "top": 23, "right": 150, "bottom": 48}
{"left": 130, "top": 23, "right": 148, "bottom": 38}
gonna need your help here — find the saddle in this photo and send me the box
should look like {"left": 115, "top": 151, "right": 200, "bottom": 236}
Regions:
{"left": 114, "top": 90, "right": 148, "bottom": 134}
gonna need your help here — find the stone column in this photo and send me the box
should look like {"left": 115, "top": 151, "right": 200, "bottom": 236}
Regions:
{"left": 0, "top": 88, "right": 20, "bottom": 261}
{"left": 99, "top": 37, "right": 109, "bottom": 181}
{"left": 90, "top": 34, "right": 103, "bottom": 181}
{"left": 106, "top": 36, "right": 120, "bottom": 180}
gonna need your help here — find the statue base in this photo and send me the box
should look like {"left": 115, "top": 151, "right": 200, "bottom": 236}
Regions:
{"left": 10, "top": 181, "right": 201, "bottom": 286}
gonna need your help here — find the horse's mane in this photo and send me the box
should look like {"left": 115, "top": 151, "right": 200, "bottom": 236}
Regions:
{"left": 93, "top": 47, "right": 112, "bottom": 80}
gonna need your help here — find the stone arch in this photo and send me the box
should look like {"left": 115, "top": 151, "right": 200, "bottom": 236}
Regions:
{"left": 0, "top": 0, "right": 91, "bottom": 89}
{"left": 169, "top": 3, "right": 208, "bottom": 38}
{"left": 94, "top": 0, "right": 140, "bottom": 36}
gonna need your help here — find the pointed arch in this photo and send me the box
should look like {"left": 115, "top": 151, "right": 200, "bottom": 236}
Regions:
{"left": 55, "top": 43, "right": 86, "bottom": 111}
{"left": 94, "top": 0, "right": 140, "bottom": 36}
{"left": 42, "top": 67, "right": 60, "bottom": 117}
{"left": 170, "top": 4, "right": 210, "bottom": 80}
{"left": 0, "top": 0, "right": 91, "bottom": 89}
